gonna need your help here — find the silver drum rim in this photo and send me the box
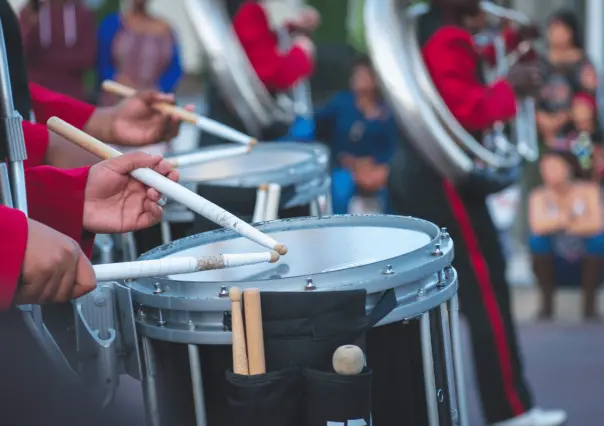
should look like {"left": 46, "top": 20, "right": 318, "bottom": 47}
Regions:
{"left": 174, "top": 142, "right": 329, "bottom": 188}
{"left": 129, "top": 215, "right": 457, "bottom": 344}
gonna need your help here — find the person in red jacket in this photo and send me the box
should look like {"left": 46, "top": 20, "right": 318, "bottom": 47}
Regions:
{"left": 376, "top": 1, "right": 568, "bottom": 426}
{"left": 204, "top": 0, "right": 319, "bottom": 146}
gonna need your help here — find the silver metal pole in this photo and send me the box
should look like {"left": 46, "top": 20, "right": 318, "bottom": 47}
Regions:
{"left": 448, "top": 293, "right": 469, "bottom": 426}
{"left": 188, "top": 344, "right": 208, "bottom": 426}
{"left": 420, "top": 313, "right": 440, "bottom": 426}
{"left": 141, "top": 336, "right": 162, "bottom": 426}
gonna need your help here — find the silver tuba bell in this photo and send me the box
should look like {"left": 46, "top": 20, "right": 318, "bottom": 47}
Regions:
{"left": 364, "top": 0, "right": 539, "bottom": 192}
{"left": 184, "top": 0, "right": 313, "bottom": 138}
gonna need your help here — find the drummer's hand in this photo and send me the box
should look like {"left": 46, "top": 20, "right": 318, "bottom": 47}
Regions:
{"left": 111, "top": 91, "right": 196, "bottom": 147}
{"left": 82, "top": 152, "right": 179, "bottom": 234}
{"left": 17, "top": 219, "right": 96, "bottom": 305}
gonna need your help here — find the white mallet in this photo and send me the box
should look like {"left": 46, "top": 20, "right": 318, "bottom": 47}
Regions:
{"left": 332, "top": 345, "right": 364, "bottom": 376}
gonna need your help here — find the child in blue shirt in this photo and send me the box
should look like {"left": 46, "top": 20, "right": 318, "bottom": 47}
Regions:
{"left": 315, "top": 56, "right": 398, "bottom": 213}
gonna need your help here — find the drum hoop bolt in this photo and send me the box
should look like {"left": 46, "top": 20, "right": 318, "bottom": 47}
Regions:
{"left": 219, "top": 286, "right": 229, "bottom": 297}
{"left": 417, "top": 288, "right": 426, "bottom": 299}
{"left": 153, "top": 283, "right": 164, "bottom": 295}
{"left": 305, "top": 278, "right": 316, "bottom": 290}
{"left": 444, "top": 265, "right": 453, "bottom": 279}
{"left": 440, "top": 227, "right": 450, "bottom": 240}
{"left": 432, "top": 244, "right": 443, "bottom": 256}
{"left": 383, "top": 265, "right": 394, "bottom": 275}
{"left": 437, "top": 270, "right": 446, "bottom": 288}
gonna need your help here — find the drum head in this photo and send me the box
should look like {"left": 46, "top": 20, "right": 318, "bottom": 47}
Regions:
{"left": 165, "top": 222, "right": 431, "bottom": 282}
{"left": 177, "top": 142, "right": 329, "bottom": 187}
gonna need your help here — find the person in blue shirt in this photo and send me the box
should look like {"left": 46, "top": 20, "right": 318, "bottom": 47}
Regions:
{"left": 96, "top": 0, "right": 182, "bottom": 106}
{"left": 315, "top": 56, "right": 398, "bottom": 214}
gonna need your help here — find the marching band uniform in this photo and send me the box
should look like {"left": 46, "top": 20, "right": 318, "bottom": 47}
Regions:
{"left": 380, "top": 4, "right": 567, "bottom": 426}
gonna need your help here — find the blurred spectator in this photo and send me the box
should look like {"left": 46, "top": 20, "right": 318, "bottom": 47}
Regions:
{"left": 315, "top": 56, "right": 397, "bottom": 214}
{"left": 97, "top": 0, "right": 182, "bottom": 107}
{"left": 536, "top": 10, "right": 600, "bottom": 152}
{"left": 529, "top": 148, "right": 603, "bottom": 321}
{"left": 19, "top": 0, "right": 96, "bottom": 102}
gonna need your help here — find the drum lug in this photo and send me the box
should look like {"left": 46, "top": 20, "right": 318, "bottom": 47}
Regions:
{"left": 305, "top": 277, "right": 316, "bottom": 290}
{"left": 432, "top": 244, "right": 443, "bottom": 256}
{"left": 383, "top": 264, "right": 394, "bottom": 275}
{"left": 440, "top": 227, "right": 450, "bottom": 240}
{"left": 219, "top": 285, "right": 229, "bottom": 297}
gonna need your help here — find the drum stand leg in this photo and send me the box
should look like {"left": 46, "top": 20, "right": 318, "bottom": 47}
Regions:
{"left": 264, "top": 183, "right": 281, "bottom": 221}
{"left": 252, "top": 185, "right": 268, "bottom": 223}
{"left": 420, "top": 313, "right": 440, "bottom": 426}
{"left": 438, "top": 303, "right": 458, "bottom": 425}
{"left": 141, "top": 336, "right": 162, "bottom": 426}
{"left": 188, "top": 344, "right": 208, "bottom": 426}
{"left": 122, "top": 232, "right": 138, "bottom": 261}
{"left": 160, "top": 219, "right": 172, "bottom": 245}
{"left": 448, "top": 294, "right": 469, "bottom": 426}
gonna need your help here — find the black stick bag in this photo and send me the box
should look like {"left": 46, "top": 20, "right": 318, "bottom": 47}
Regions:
{"left": 223, "top": 289, "right": 396, "bottom": 426}
{"left": 225, "top": 367, "right": 303, "bottom": 426}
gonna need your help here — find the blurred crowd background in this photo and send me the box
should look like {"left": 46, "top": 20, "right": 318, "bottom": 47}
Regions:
{"left": 7, "top": 0, "right": 604, "bottom": 322}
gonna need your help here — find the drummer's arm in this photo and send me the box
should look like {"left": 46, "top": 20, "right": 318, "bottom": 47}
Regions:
{"left": 0, "top": 167, "right": 95, "bottom": 310}
{"left": 233, "top": 2, "right": 314, "bottom": 91}
{"left": 423, "top": 27, "right": 517, "bottom": 132}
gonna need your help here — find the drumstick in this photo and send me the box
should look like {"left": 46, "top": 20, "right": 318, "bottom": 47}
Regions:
{"left": 93, "top": 251, "right": 279, "bottom": 281}
{"left": 243, "top": 288, "right": 266, "bottom": 375}
{"left": 229, "top": 287, "right": 249, "bottom": 375}
{"left": 101, "top": 80, "right": 257, "bottom": 146}
{"left": 167, "top": 145, "right": 252, "bottom": 168}
{"left": 332, "top": 345, "right": 364, "bottom": 375}
{"left": 47, "top": 117, "right": 288, "bottom": 256}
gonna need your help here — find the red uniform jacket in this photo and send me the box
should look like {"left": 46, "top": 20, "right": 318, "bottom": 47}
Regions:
{"left": 233, "top": 1, "right": 314, "bottom": 91}
{"left": 0, "top": 84, "right": 96, "bottom": 310}
{"left": 422, "top": 25, "right": 518, "bottom": 132}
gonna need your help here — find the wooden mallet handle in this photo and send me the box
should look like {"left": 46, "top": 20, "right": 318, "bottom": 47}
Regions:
{"left": 244, "top": 288, "right": 266, "bottom": 375}
{"left": 229, "top": 287, "right": 249, "bottom": 375}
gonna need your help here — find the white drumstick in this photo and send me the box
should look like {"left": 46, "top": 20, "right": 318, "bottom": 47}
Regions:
{"left": 47, "top": 117, "right": 289, "bottom": 256}
{"left": 168, "top": 145, "right": 251, "bottom": 168}
{"left": 252, "top": 184, "right": 268, "bottom": 223}
{"left": 101, "top": 80, "right": 257, "bottom": 146}
{"left": 94, "top": 252, "right": 279, "bottom": 281}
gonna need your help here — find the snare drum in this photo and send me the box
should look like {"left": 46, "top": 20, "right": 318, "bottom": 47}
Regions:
{"left": 170, "top": 142, "right": 331, "bottom": 233}
{"left": 74, "top": 215, "right": 467, "bottom": 426}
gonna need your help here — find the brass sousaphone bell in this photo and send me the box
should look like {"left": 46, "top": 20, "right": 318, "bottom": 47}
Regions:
{"left": 364, "top": 0, "right": 539, "bottom": 194}
{"left": 183, "top": 0, "right": 313, "bottom": 138}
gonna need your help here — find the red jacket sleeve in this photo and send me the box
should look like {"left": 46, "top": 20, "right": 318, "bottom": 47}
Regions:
{"left": 422, "top": 26, "right": 517, "bottom": 132}
{"left": 26, "top": 166, "right": 95, "bottom": 258}
{"left": 29, "top": 83, "right": 95, "bottom": 129}
{"left": 22, "top": 121, "right": 50, "bottom": 168}
{"left": 0, "top": 206, "right": 28, "bottom": 310}
{"left": 233, "top": 2, "right": 314, "bottom": 91}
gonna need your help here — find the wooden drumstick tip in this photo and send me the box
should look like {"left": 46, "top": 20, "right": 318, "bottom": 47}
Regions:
{"left": 258, "top": 184, "right": 268, "bottom": 191}
{"left": 333, "top": 345, "right": 364, "bottom": 375}
{"left": 275, "top": 244, "right": 288, "bottom": 256}
{"left": 269, "top": 251, "right": 279, "bottom": 263}
{"left": 229, "top": 287, "right": 242, "bottom": 302}
{"left": 249, "top": 138, "right": 258, "bottom": 145}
